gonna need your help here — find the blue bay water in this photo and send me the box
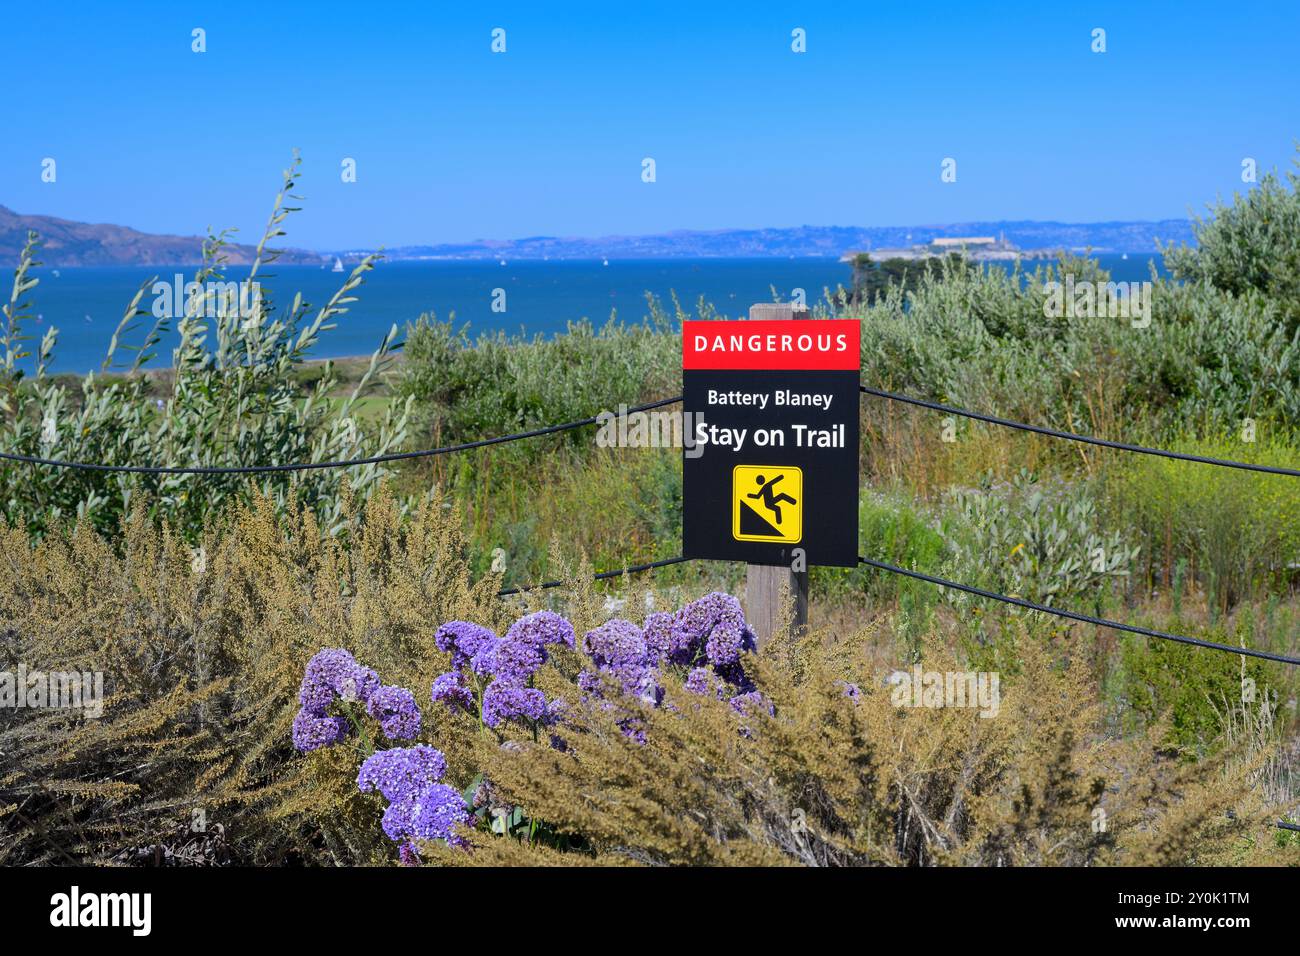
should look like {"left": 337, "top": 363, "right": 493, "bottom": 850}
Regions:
{"left": 21, "top": 255, "right": 1164, "bottom": 375}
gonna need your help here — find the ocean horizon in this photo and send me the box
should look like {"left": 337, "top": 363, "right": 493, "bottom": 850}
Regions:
{"left": 20, "top": 254, "right": 1166, "bottom": 375}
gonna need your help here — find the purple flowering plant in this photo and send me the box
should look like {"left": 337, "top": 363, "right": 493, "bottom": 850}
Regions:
{"left": 293, "top": 648, "right": 413, "bottom": 753}
{"left": 429, "top": 594, "right": 765, "bottom": 749}
{"left": 292, "top": 648, "right": 473, "bottom": 861}
{"left": 579, "top": 592, "right": 764, "bottom": 721}
{"left": 357, "top": 745, "right": 472, "bottom": 856}
{"left": 426, "top": 612, "right": 579, "bottom": 843}
{"left": 430, "top": 612, "right": 573, "bottom": 742}
{"left": 294, "top": 593, "right": 767, "bottom": 857}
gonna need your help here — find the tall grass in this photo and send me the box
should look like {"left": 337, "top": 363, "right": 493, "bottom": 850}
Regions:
{"left": 1108, "top": 434, "right": 1300, "bottom": 610}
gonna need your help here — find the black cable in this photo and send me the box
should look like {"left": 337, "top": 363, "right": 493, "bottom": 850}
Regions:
{"left": 860, "top": 385, "right": 1300, "bottom": 478}
{"left": 0, "top": 396, "right": 683, "bottom": 475}
{"left": 857, "top": 556, "right": 1300, "bottom": 666}
{"left": 498, "top": 555, "right": 689, "bottom": 597}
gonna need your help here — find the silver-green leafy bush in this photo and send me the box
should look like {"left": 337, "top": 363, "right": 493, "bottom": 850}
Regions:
{"left": 0, "top": 156, "right": 411, "bottom": 539}
{"left": 942, "top": 469, "right": 1139, "bottom": 609}
{"left": 1164, "top": 149, "right": 1300, "bottom": 327}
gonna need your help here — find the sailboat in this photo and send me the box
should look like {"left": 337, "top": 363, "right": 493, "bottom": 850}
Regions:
{"left": 331, "top": 257, "right": 344, "bottom": 272}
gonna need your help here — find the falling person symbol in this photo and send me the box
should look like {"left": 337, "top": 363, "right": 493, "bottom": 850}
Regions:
{"left": 748, "top": 473, "right": 797, "bottom": 525}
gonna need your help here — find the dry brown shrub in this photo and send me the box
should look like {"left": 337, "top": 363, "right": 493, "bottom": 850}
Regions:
{"left": 437, "top": 621, "right": 1292, "bottom": 867}
{"left": 0, "top": 483, "right": 496, "bottom": 864}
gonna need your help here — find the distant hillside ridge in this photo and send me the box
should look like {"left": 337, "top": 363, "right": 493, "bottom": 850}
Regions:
{"left": 1, "top": 204, "right": 1196, "bottom": 266}
{"left": 363, "top": 219, "right": 1196, "bottom": 261}
{"left": 0, "top": 205, "right": 324, "bottom": 267}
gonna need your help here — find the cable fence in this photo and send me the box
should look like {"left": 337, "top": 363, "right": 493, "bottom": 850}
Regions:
{"left": 4, "top": 383, "right": 1298, "bottom": 666}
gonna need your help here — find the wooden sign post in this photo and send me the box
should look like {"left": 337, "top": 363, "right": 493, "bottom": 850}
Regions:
{"left": 746, "top": 303, "right": 810, "bottom": 647}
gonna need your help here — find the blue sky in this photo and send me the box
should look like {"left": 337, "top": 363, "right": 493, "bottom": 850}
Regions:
{"left": 3, "top": 1, "right": 1297, "bottom": 250}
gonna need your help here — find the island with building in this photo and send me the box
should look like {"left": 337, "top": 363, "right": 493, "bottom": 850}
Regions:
{"left": 839, "top": 233, "right": 1056, "bottom": 263}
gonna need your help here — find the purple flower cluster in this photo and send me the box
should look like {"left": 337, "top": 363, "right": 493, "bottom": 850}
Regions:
{"left": 430, "top": 671, "right": 474, "bottom": 712}
{"left": 299, "top": 648, "right": 380, "bottom": 713}
{"left": 291, "top": 710, "right": 349, "bottom": 751}
{"left": 672, "top": 592, "right": 757, "bottom": 670}
{"left": 578, "top": 593, "right": 760, "bottom": 717}
{"left": 292, "top": 648, "right": 423, "bottom": 752}
{"left": 433, "top": 621, "right": 496, "bottom": 670}
{"left": 366, "top": 685, "right": 423, "bottom": 740}
{"left": 583, "top": 618, "right": 662, "bottom": 704}
{"left": 427, "top": 595, "right": 760, "bottom": 745}
{"left": 430, "top": 611, "right": 573, "bottom": 730}
{"left": 293, "top": 649, "right": 375, "bottom": 752}
{"left": 505, "top": 610, "right": 576, "bottom": 651}
{"left": 357, "top": 745, "right": 471, "bottom": 846}
{"left": 482, "top": 683, "right": 548, "bottom": 726}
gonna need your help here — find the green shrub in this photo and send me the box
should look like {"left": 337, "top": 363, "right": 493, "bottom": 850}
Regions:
{"left": 1165, "top": 147, "right": 1300, "bottom": 327}
{"left": 848, "top": 252, "right": 974, "bottom": 304}
{"left": 0, "top": 156, "right": 409, "bottom": 541}
{"left": 1116, "top": 624, "right": 1268, "bottom": 756}
{"left": 941, "top": 469, "right": 1138, "bottom": 610}
{"left": 852, "top": 245, "right": 1300, "bottom": 448}
{"left": 397, "top": 302, "right": 680, "bottom": 454}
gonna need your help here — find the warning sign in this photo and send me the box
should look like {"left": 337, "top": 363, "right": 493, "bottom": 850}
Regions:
{"left": 682, "top": 318, "right": 859, "bottom": 568}
{"left": 733, "top": 465, "right": 802, "bottom": 543}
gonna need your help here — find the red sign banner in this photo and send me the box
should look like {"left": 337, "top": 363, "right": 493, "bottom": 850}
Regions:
{"left": 682, "top": 319, "right": 861, "bottom": 371}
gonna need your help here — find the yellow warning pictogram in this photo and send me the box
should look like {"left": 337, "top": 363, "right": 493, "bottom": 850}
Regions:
{"left": 732, "top": 465, "right": 802, "bottom": 544}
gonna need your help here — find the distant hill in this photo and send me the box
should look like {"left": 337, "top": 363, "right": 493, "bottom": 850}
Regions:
{"left": 368, "top": 220, "right": 1197, "bottom": 261}
{"left": 0, "top": 205, "right": 324, "bottom": 267}
{"left": 2, "top": 204, "right": 1197, "bottom": 266}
